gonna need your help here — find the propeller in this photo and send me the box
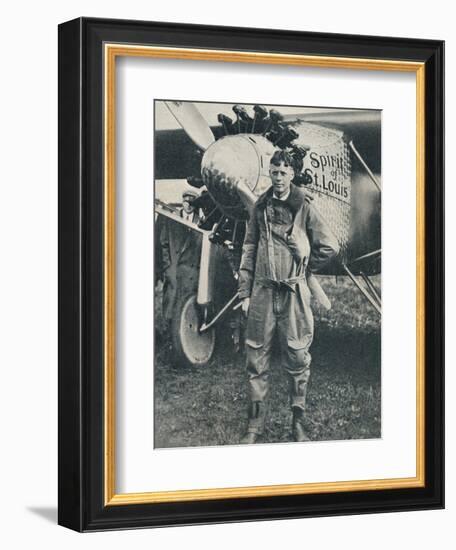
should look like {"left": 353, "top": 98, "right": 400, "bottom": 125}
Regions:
{"left": 164, "top": 101, "right": 216, "bottom": 151}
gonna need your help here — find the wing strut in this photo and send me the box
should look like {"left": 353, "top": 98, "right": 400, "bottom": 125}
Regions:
{"left": 342, "top": 263, "right": 381, "bottom": 316}
{"left": 349, "top": 140, "right": 381, "bottom": 192}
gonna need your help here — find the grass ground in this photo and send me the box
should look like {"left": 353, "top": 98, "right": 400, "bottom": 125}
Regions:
{"left": 154, "top": 275, "right": 381, "bottom": 448}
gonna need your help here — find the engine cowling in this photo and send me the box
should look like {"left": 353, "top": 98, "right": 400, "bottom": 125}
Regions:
{"left": 201, "top": 134, "right": 276, "bottom": 221}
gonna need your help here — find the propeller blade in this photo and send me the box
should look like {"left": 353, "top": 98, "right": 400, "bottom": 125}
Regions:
{"left": 164, "top": 101, "right": 216, "bottom": 151}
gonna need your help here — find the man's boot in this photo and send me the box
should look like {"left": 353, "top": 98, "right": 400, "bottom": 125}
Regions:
{"left": 240, "top": 431, "right": 259, "bottom": 445}
{"left": 292, "top": 407, "right": 310, "bottom": 442}
{"left": 240, "top": 401, "right": 265, "bottom": 444}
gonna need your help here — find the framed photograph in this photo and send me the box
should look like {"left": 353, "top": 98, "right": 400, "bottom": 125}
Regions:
{"left": 58, "top": 17, "right": 444, "bottom": 531}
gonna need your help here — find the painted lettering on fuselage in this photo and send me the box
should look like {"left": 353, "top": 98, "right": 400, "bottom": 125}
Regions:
{"left": 303, "top": 151, "right": 350, "bottom": 203}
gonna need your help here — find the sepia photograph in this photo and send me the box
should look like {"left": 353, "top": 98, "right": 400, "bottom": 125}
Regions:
{"left": 153, "top": 100, "right": 381, "bottom": 449}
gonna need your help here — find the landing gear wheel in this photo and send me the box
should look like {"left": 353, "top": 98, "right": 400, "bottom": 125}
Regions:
{"left": 171, "top": 294, "right": 216, "bottom": 368}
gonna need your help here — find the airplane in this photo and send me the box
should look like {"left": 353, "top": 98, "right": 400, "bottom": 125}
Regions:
{"left": 155, "top": 100, "right": 381, "bottom": 367}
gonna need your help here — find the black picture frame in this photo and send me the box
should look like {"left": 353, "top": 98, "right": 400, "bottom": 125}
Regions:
{"left": 58, "top": 17, "right": 444, "bottom": 532}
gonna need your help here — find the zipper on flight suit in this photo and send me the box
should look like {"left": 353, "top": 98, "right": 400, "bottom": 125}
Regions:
{"left": 263, "top": 206, "right": 276, "bottom": 281}
{"left": 264, "top": 206, "right": 284, "bottom": 315}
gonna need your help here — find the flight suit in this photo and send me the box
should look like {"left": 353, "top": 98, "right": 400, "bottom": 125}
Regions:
{"left": 238, "top": 185, "right": 339, "bottom": 436}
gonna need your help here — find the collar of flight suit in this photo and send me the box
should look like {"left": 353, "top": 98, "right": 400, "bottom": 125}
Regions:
{"left": 256, "top": 184, "right": 308, "bottom": 217}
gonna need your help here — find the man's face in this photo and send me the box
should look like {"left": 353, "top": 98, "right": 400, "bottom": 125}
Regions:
{"left": 270, "top": 162, "right": 294, "bottom": 198}
{"left": 182, "top": 197, "right": 195, "bottom": 214}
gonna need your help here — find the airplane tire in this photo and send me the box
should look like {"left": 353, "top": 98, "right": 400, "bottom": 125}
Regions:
{"left": 171, "top": 294, "right": 216, "bottom": 368}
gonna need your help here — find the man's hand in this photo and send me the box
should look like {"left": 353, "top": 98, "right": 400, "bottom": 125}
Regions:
{"left": 241, "top": 297, "right": 250, "bottom": 316}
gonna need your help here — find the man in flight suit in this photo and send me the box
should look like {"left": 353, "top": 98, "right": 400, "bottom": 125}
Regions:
{"left": 238, "top": 150, "right": 339, "bottom": 444}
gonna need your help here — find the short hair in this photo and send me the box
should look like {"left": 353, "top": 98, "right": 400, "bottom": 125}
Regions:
{"left": 270, "top": 149, "right": 295, "bottom": 171}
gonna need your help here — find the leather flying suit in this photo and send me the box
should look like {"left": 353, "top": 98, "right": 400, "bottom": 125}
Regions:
{"left": 238, "top": 185, "right": 339, "bottom": 435}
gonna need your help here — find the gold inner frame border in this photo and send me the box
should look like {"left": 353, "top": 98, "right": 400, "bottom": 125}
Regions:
{"left": 103, "top": 44, "right": 426, "bottom": 506}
